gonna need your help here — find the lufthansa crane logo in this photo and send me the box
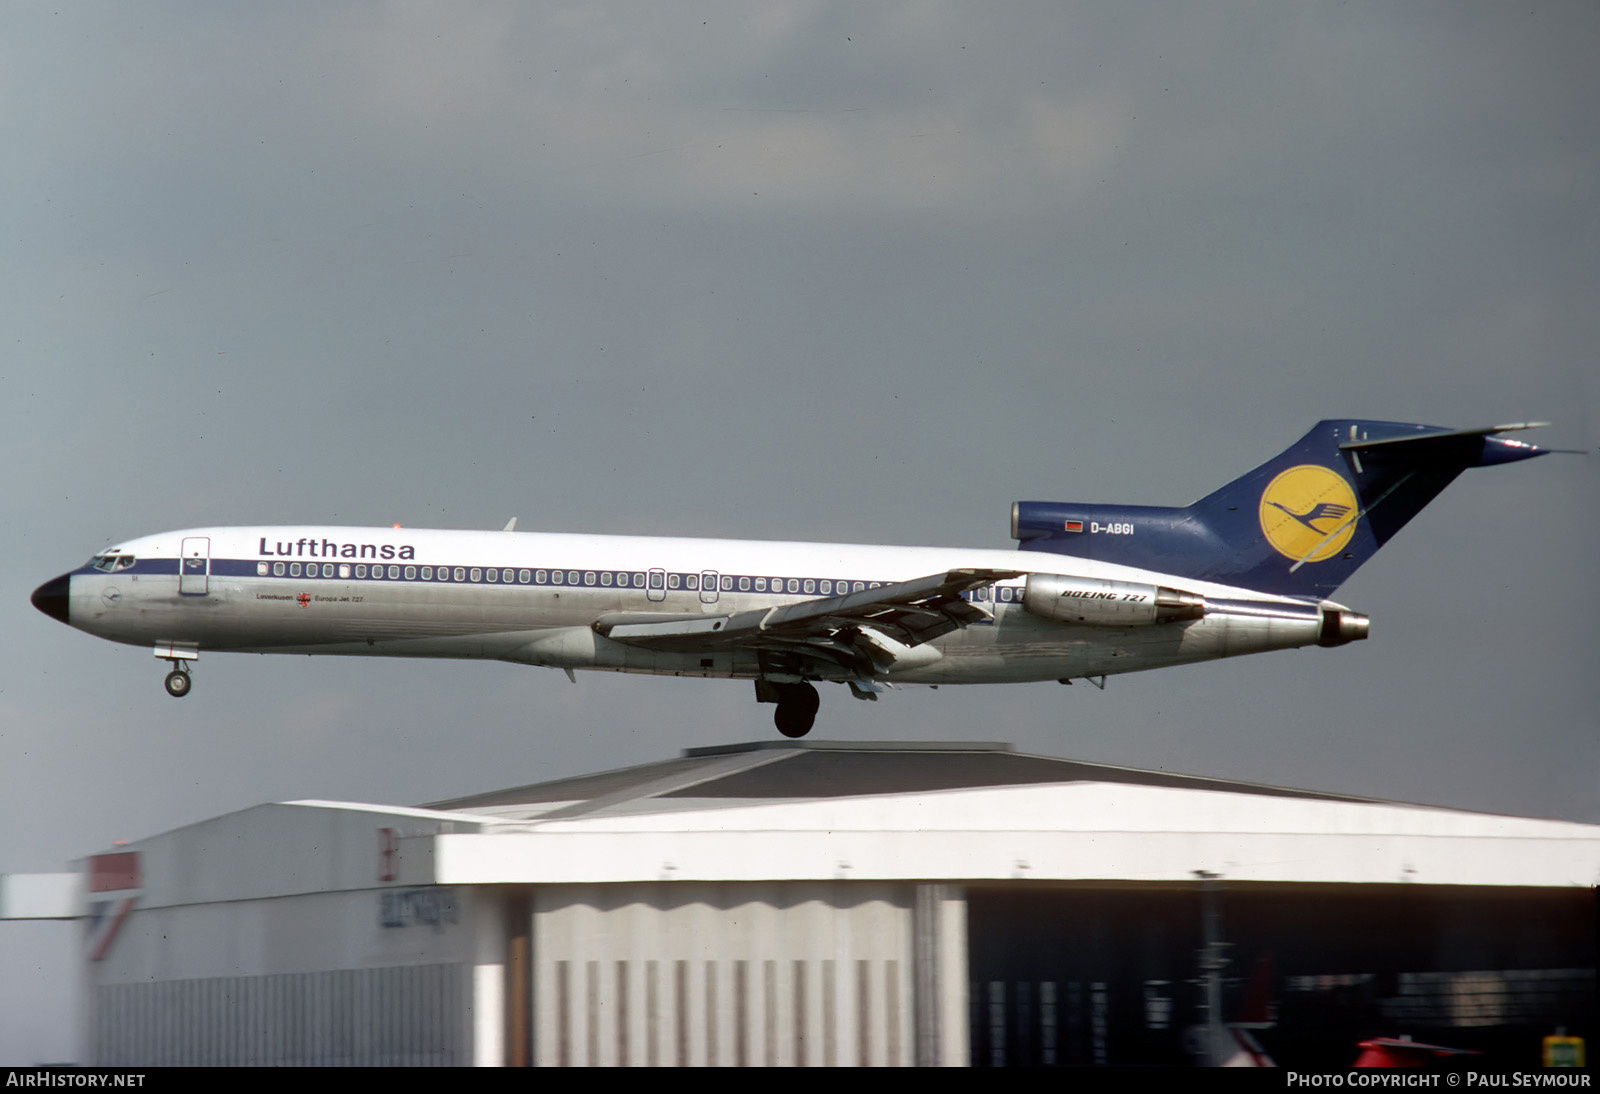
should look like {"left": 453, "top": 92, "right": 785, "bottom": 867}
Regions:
{"left": 1259, "top": 465, "right": 1359, "bottom": 562}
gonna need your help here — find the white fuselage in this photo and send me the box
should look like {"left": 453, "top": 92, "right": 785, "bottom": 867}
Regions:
{"left": 54, "top": 525, "right": 1337, "bottom": 686}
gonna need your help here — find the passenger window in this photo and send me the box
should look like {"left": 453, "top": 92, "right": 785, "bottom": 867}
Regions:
{"left": 633, "top": 573, "right": 645, "bottom": 588}
{"left": 404, "top": 566, "right": 416, "bottom": 580}
{"left": 341, "top": 565, "right": 352, "bottom": 579}
{"left": 686, "top": 574, "right": 698, "bottom": 590}
{"left": 721, "top": 576, "right": 733, "bottom": 591}
{"left": 601, "top": 571, "right": 613, "bottom": 587}
{"left": 803, "top": 579, "right": 815, "bottom": 594}
{"left": 470, "top": 568, "right": 482, "bottom": 582}
{"left": 454, "top": 567, "right": 466, "bottom": 581}
{"left": 503, "top": 569, "right": 514, "bottom": 583}
{"left": 420, "top": 567, "right": 432, "bottom": 580}
{"left": 290, "top": 563, "right": 302, "bottom": 577}
{"left": 519, "top": 570, "right": 531, "bottom": 584}
{"left": 787, "top": 579, "right": 799, "bottom": 593}
{"left": 755, "top": 577, "right": 766, "bottom": 592}
{"left": 584, "top": 572, "right": 596, "bottom": 586}
{"left": 274, "top": 562, "right": 285, "bottom": 577}
{"left": 667, "top": 574, "right": 681, "bottom": 590}
{"left": 320, "top": 563, "right": 332, "bottom": 578}
{"left": 649, "top": 572, "right": 663, "bottom": 589}
{"left": 257, "top": 563, "right": 269, "bottom": 576}
{"left": 739, "top": 576, "right": 751, "bottom": 592}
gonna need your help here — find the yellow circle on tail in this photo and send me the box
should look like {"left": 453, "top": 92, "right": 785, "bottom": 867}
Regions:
{"left": 1258, "top": 465, "right": 1359, "bottom": 562}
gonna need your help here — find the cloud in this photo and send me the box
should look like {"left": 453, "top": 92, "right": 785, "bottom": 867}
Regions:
{"left": 286, "top": 2, "right": 1136, "bottom": 213}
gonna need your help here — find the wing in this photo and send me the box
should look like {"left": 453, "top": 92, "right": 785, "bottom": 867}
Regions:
{"left": 593, "top": 567, "right": 1022, "bottom": 678}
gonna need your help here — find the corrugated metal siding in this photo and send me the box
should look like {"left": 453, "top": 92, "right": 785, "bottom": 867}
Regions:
{"left": 533, "top": 881, "right": 914, "bottom": 1066}
{"left": 92, "top": 964, "right": 468, "bottom": 1066}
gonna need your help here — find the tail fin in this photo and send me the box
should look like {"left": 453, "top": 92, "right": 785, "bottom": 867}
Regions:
{"left": 1012, "top": 420, "right": 1549, "bottom": 598}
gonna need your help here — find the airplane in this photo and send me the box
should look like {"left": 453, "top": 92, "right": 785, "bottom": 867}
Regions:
{"left": 31, "top": 419, "right": 1550, "bottom": 737}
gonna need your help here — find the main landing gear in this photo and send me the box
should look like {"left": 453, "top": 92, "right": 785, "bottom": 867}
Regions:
{"left": 164, "top": 669, "right": 192, "bottom": 698}
{"left": 756, "top": 680, "right": 820, "bottom": 738}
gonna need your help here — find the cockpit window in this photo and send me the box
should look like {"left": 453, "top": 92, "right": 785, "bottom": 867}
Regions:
{"left": 90, "top": 554, "right": 136, "bottom": 572}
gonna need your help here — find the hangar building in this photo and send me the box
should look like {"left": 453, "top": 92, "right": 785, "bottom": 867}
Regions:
{"left": 71, "top": 741, "right": 1598, "bottom": 1067}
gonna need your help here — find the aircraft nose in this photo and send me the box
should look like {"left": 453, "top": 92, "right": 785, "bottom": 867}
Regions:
{"left": 31, "top": 574, "right": 71, "bottom": 625}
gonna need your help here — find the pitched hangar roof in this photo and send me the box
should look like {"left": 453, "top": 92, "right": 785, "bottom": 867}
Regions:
{"left": 75, "top": 741, "right": 1600, "bottom": 909}
{"left": 422, "top": 740, "right": 1380, "bottom": 822}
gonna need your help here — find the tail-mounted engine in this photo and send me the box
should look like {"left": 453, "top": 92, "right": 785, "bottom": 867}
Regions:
{"left": 1023, "top": 574, "right": 1206, "bottom": 627}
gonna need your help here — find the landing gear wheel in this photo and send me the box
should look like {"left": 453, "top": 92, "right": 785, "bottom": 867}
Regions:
{"left": 772, "top": 681, "right": 819, "bottom": 738}
{"left": 164, "top": 670, "right": 192, "bottom": 698}
{"left": 775, "top": 707, "right": 812, "bottom": 738}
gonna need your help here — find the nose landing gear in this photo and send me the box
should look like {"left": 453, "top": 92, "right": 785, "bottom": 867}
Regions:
{"left": 153, "top": 643, "right": 200, "bottom": 699}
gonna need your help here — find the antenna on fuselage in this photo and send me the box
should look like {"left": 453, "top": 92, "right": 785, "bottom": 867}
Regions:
{"left": 502, "top": 517, "right": 518, "bottom": 532}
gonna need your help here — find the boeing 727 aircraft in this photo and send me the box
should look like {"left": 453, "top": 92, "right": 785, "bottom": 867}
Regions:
{"left": 31, "top": 420, "right": 1549, "bottom": 736}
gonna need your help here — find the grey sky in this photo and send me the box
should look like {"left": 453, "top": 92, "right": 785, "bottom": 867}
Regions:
{"left": 3, "top": 4, "right": 1596, "bottom": 1035}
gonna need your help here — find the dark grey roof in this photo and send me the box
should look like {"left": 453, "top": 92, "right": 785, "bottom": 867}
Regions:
{"left": 422, "top": 740, "right": 1381, "bottom": 816}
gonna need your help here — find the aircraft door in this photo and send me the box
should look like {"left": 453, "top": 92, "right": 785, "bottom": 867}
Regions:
{"left": 179, "top": 537, "right": 210, "bottom": 595}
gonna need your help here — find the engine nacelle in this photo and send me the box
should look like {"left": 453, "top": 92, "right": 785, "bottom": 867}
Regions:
{"left": 1023, "top": 574, "right": 1206, "bottom": 627}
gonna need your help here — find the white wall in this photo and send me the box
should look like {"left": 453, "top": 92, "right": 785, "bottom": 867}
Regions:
{"left": 532, "top": 880, "right": 917, "bottom": 1067}
{"left": 88, "top": 885, "right": 498, "bottom": 1066}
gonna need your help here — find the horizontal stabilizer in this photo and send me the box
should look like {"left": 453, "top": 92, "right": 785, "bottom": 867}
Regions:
{"left": 1339, "top": 421, "right": 1547, "bottom": 450}
{"left": 1338, "top": 422, "right": 1551, "bottom": 467}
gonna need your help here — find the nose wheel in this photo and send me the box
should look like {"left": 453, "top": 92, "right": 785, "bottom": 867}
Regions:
{"left": 164, "top": 668, "right": 192, "bottom": 698}
{"left": 154, "top": 644, "right": 200, "bottom": 698}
